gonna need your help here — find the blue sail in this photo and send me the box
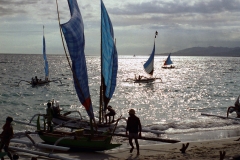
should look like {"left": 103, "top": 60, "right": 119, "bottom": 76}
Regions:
{"left": 42, "top": 29, "right": 49, "bottom": 79}
{"left": 101, "top": 0, "right": 118, "bottom": 109}
{"left": 164, "top": 53, "right": 173, "bottom": 65}
{"left": 143, "top": 41, "right": 155, "bottom": 75}
{"left": 60, "top": 0, "right": 94, "bottom": 118}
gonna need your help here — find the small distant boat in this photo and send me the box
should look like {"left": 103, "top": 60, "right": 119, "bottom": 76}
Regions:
{"left": 18, "top": 26, "right": 61, "bottom": 86}
{"left": 162, "top": 53, "right": 175, "bottom": 69}
{"left": 31, "top": 25, "right": 50, "bottom": 86}
{"left": 126, "top": 31, "right": 162, "bottom": 83}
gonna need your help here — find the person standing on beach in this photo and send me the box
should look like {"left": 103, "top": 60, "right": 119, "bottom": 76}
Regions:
{"left": 45, "top": 102, "right": 53, "bottom": 131}
{"left": 126, "top": 109, "right": 142, "bottom": 155}
{"left": 0, "top": 116, "right": 14, "bottom": 160}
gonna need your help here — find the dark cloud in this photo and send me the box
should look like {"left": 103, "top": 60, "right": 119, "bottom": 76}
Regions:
{"left": 0, "top": 0, "right": 33, "bottom": 16}
{"left": 0, "top": 0, "right": 38, "bottom": 6}
{"left": 108, "top": 0, "right": 240, "bottom": 15}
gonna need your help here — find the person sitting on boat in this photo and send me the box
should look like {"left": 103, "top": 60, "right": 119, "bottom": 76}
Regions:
{"left": 138, "top": 75, "right": 142, "bottom": 80}
{"left": 35, "top": 76, "right": 38, "bottom": 83}
{"left": 227, "top": 95, "right": 240, "bottom": 118}
{"left": 105, "top": 105, "right": 116, "bottom": 124}
{"left": 52, "top": 101, "right": 61, "bottom": 117}
{"left": 31, "top": 77, "right": 36, "bottom": 85}
{"left": 45, "top": 102, "right": 54, "bottom": 131}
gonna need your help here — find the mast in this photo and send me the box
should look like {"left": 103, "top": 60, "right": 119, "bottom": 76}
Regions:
{"left": 99, "top": 0, "right": 103, "bottom": 124}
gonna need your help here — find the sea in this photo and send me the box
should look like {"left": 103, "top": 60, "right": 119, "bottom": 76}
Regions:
{"left": 0, "top": 54, "right": 240, "bottom": 144}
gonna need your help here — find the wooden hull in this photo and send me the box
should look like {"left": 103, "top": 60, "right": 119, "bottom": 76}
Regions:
{"left": 38, "top": 130, "right": 121, "bottom": 151}
{"left": 134, "top": 78, "right": 155, "bottom": 83}
{"left": 162, "top": 66, "right": 175, "bottom": 69}
{"left": 31, "top": 80, "right": 50, "bottom": 86}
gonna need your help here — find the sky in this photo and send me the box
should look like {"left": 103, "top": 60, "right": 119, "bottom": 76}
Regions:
{"left": 1, "top": 0, "right": 240, "bottom": 55}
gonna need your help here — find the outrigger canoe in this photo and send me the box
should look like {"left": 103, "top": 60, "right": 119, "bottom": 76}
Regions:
{"left": 36, "top": 115, "right": 121, "bottom": 151}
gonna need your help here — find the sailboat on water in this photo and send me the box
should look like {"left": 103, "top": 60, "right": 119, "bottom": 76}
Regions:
{"left": 18, "top": 26, "right": 61, "bottom": 86}
{"left": 162, "top": 53, "right": 175, "bottom": 69}
{"left": 130, "top": 31, "right": 162, "bottom": 83}
{"left": 35, "top": 0, "right": 121, "bottom": 150}
{"left": 30, "top": 25, "right": 50, "bottom": 86}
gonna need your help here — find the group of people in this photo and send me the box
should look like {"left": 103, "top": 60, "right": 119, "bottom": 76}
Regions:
{"left": 31, "top": 76, "right": 49, "bottom": 85}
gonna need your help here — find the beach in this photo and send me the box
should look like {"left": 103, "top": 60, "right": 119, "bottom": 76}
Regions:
{"left": 7, "top": 136, "right": 240, "bottom": 160}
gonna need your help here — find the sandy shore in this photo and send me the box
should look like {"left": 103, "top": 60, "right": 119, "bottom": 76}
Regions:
{"left": 8, "top": 136, "right": 240, "bottom": 160}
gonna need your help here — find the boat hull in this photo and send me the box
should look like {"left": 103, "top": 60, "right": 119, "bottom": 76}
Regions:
{"left": 38, "top": 131, "right": 121, "bottom": 151}
{"left": 134, "top": 78, "right": 156, "bottom": 83}
{"left": 31, "top": 80, "right": 50, "bottom": 86}
{"left": 162, "top": 66, "right": 175, "bottom": 69}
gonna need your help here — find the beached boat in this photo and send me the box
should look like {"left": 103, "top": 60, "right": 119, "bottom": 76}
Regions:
{"left": 126, "top": 31, "right": 162, "bottom": 83}
{"left": 162, "top": 53, "right": 175, "bottom": 69}
{"left": 36, "top": 115, "right": 121, "bottom": 151}
{"left": 37, "top": 0, "right": 121, "bottom": 150}
{"left": 48, "top": 0, "right": 119, "bottom": 130}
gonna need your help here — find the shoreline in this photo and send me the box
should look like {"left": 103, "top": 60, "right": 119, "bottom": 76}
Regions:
{"left": 9, "top": 136, "right": 240, "bottom": 160}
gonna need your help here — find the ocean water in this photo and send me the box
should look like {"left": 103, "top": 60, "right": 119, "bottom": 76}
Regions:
{"left": 0, "top": 54, "right": 240, "bottom": 143}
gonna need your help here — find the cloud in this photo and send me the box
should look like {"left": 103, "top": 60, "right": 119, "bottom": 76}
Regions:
{"left": 109, "top": 0, "right": 240, "bottom": 15}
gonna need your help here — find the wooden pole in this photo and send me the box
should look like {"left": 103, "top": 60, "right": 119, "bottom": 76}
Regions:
{"left": 112, "top": 133, "right": 180, "bottom": 143}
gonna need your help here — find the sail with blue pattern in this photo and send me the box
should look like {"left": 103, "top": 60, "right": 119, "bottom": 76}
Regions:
{"left": 60, "top": 0, "right": 94, "bottom": 119}
{"left": 42, "top": 26, "right": 49, "bottom": 79}
{"left": 101, "top": 0, "right": 118, "bottom": 110}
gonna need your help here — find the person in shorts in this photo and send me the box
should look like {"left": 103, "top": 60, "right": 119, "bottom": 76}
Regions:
{"left": 105, "top": 105, "right": 116, "bottom": 124}
{"left": 126, "top": 109, "right": 142, "bottom": 155}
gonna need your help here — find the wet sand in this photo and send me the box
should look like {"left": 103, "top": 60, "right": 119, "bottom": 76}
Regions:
{"left": 8, "top": 136, "right": 240, "bottom": 160}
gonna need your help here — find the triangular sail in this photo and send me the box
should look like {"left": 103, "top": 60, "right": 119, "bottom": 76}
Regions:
{"left": 101, "top": 0, "right": 118, "bottom": 110}
{"left": 143, "top": 31, "right": 158, "bottom": 76}
{"left": 60, "top": 0, "right": 94, "bottom": 118}
{"left": 42, "top": 26, "right": 49, "bottom": 79}
{"left": 164, "top": 53, "right": 173, "bottom": 65}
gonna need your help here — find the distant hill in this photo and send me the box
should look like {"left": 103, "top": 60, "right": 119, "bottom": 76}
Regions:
{"left": 157, "top": 46, "right": 240, "bottom": 56}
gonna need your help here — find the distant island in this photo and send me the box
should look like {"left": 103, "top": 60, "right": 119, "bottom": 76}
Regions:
{"left": 157, "top": 46, "right": 240, "bottom": 57}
